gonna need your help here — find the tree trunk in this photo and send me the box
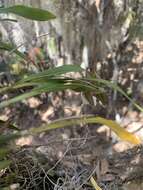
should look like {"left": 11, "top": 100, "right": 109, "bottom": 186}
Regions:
{"left": 0, "top": 0, "right": 140, "bottom": 71}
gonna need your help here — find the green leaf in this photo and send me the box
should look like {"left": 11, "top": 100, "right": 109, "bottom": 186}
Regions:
{"left": 0, "top": 160, "right": 11, "bottom": 170}
{"left": 0, "top": 187, "right": 10, "bottom": 190}
{"left": 18, "top": 65, "right": 83, "bottom": 83}
{"left": 0, "top": 90, "right": 40, "bottom": 108}
{"left": 0, "top": 79, "right": 98, "bottom": 108}
{"left": 85, "top": 78, "right": 143, "bottom": 112}
{"left": 0, "top": 148, "right": 10, "bottom": 159}
{"left": 0, "top": 5, "right": 56, "bottom": 21}
{"left": 0, "top": 66, "right": 141, "bottom": 113}
{"left": 0, "top": 82, "right": 39, "bottom": 94}
{"left": 0, "top": 41, "right": 27, "bottom": 60}
{"left": 29, "top": 116, "right": 141, "bottom": 145}
{"left": 0, "top": 82, "right": 67, "bottom": 108}
{"left": 0, "top": 133, "right": 20, "bottom": 145}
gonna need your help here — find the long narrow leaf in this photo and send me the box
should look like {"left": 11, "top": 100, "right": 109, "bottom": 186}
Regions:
{"left": 0, "top": 160, "right": 11, "bottom": 170}
{"left": 0, "top": 41, "right": 27, "bottom": 60}
{"left": 0, "top": 148, "right": 10, "bottom": 159}
{"left": 0, "top": 133, "right": 20, "bottom": 145}
{"left": 85, "top": 78, "right": 143, "bottom": 112}
{"left": 90, "top": 177, "right": 102, "bottom": 190}
{"left": 0, "top": 82, "right": 41, "bottom": 94}
{"left": 0, "top": 82, "right": 71, "bottom": 108}
{"left": 0, "top": 5, "right": 56, "bottom": 21}
{"left": 0, "top": 79, "right": 100, "bottom": 108}
{"left": 29, "top": 116, "right": 141, "bottom": 145}
{"left": 18, "top": 65, "right": 83, "bottom": 83}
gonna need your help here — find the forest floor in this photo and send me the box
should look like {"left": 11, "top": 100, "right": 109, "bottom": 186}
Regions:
{"left": 0, "top": 41, "right": 143, "bottom": 189}
{"left": 0, "top": 92, "right": 143, "bottom": 190}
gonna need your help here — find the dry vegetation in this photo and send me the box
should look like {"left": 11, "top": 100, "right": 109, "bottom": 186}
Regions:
{"left": 0, "top": 1, "right": 143, "bottom": 190}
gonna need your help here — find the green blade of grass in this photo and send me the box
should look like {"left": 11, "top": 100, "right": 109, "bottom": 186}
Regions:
{"left": 0, "top": 78, "right": 102, "bottom": 108}
{"left": 85, "top": 78, "right": 143, "bottom": 112}
{"left": 0, "top": 148, "right": 10, "bottom": 159}
{"left": 0, "top": 160, "right": 11, "bottom": 170}
{"left": 18, "top": 65, "right": 83, "bottom": 83}
{"left": 0, "top": 5, "right": 56, "bottom": 21}
{"left": 0, "top": 133, "right": 20, "bottom": 145}
{"left": 0, "top": 41, "right": 27, "bottom": 60}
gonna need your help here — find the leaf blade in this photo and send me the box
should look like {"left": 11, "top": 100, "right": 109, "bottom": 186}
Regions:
{"left": 0, "top": 148, "right": 10, "bottom": 159}
{"left": 0, "top": 41, "right": 27, "bottom": 59}
{"left": 18, "top": 65, "right": 83, "bottom": 83}
{"left": 90, "top": 177, "right": 103, "bottom": 190}
{"left": 0, "top": 5, "right": 56, "bottom": 21}
{"left": 29, "top": 116, "right": 141, "bottom": 145}
{"left": 0, "top": 160, "right": 11, "bottom": 170}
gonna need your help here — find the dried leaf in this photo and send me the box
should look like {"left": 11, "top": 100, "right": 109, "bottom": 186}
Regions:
{"left": 90, "top": 177, "right": 102, "bottom": 190}
{"left": 29, "top": 116, "right": 141, "bottom": 145}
